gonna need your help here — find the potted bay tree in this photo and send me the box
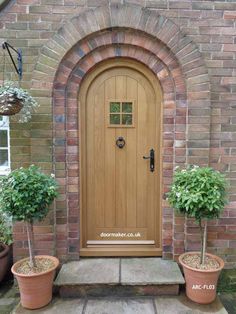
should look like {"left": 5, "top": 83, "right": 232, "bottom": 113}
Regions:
{"left": 167, "top": 165, "right": 228, "bottom": 304}
{"left": 0, "top": 165, "right": 59, "bottom": 309}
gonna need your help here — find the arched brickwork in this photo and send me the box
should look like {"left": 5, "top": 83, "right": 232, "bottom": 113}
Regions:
{"left": 30, "top": 4, "right": 211, "bottom": 261}
{"left": 52, "top": 35, "right": 186, "bottom": 260}
{"left": 33, "top": 4, "right": 210, "bottom": 102}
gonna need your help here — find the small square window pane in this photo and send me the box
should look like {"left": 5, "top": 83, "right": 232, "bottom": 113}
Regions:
{"left": 0, "top": 117, "right": 8, "bottom": 128}
{"left": 122, "top": 114, "right": 132, "bottom": 125}
{"left": 110, "top": 114, "right": 120, "bottom": 125}
{"left": 110, "top": 102, "right": 120, "bottom": 113}
{"left": 0, "top": 130, "right": 8, "bottom": 147}
{"left": 122, "top": 102, "right": 132, "bottom": 113}
{"left": 0, "top": 150, "right": 8, "bottom": 167}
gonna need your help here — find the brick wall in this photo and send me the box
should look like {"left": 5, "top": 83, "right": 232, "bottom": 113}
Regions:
{"left": 0, "top": 0, "right": 236, "bottom": 268}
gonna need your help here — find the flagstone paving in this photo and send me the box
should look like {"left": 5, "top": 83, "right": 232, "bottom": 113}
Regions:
{"left": 219, "top": 292, "right": 236, "bottom": 314}
{"left": 0, "top": 279, "right": 20, "bottom": 314}
{"left": 13, "top": 294, "right": 228, "bottom": 314}
{"left": 0, "top": 277, "right": 230, "bottom": 314}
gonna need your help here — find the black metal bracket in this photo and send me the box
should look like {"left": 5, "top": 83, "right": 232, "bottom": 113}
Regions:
{"left": 2, "top": 42, "right": 23, "bottom": 80}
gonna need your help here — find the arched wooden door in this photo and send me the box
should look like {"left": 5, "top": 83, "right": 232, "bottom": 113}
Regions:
{"left": 79, "top": 60, "right": 162, "bottom": 256}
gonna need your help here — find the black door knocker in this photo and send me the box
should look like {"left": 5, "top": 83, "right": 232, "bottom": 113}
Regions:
{"left": 116, "top": 137, "right": 125, "bottom": 149}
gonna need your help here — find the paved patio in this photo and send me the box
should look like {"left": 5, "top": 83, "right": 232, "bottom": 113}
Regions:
{"left": 13, "top": 294, "right": 227, "bottom": 314}
{"left": 219, "top": 292, "right": 236, "bottom": 314}
{"left": 0, "top": 278, "right": 19, "bottom": 314}
{"left": 0, "top": 277, "right": 230, "bottom": 313}
{"left": 0, "top": 258, "right": 232, "bottom": 313}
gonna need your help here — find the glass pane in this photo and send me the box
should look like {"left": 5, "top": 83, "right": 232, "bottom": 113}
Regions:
{"left": 0, "top": 130, "right": 8, "bottom": 147}
{"left": 122, "top": 102, "right": 132, "bottom": 113}
{"left": 0, "top": 117, "right": 8, "bottom": 128}
{"left": 122, "top": 114, "right": 132, "bottom": 125}
{"left": 110, "top": 114, "right": 120, "bottom": 125}
{"left": 0, "top": 150, "right": 8, "bottom": 167}
{"left": 110, "top": 102, "right": 120, "bottom": 113}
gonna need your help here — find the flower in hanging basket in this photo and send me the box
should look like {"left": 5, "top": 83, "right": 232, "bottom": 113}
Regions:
{"left": 0, "top": 81, "right": 39, "bottom": 123}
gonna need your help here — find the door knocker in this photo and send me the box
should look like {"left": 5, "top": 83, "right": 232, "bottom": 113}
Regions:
{"left": 116, "top": 137, "right": 125, "bottom": 149}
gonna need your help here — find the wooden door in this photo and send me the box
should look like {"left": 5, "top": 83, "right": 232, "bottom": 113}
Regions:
{"left": 80, "top": 60, "right": 162, "bottom": 256}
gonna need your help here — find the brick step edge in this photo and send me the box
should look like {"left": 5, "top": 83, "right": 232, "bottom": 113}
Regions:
{"left": 54, "top": 283, "right": 182, "bottom": 297}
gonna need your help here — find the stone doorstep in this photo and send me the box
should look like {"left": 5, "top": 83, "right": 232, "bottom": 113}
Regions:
{"left": 54, "top": 258, "right": 185, "bottom": 297}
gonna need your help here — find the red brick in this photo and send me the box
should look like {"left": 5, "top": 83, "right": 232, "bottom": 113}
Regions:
{"left": 224, "top": 44, "right": 236, "bottom": 52}
{"left": 224, "top": 11, "right": 236, "bottom": 19}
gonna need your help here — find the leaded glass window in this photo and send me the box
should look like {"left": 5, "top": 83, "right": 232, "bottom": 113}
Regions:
{"left": 109, "top": 101, "right": 134, "bottom": 127}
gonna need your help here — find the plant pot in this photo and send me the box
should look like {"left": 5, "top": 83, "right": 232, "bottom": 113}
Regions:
{"left": 179, "top": 252, "right": 224, "bottom": 304}
{"left": 0, "top": 93, "right": 23, "bottom": 115}
{"left": 0, "top": 243, "right": 10, "bottom": 282}
{"left": 11, "top": 255, "right": 59, "bottom": 309}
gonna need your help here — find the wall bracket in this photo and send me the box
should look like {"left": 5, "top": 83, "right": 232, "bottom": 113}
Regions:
{"left": 2, "top": 41, "right": 22, "bottom": 80}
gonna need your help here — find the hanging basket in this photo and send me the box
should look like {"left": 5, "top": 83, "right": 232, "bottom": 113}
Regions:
{"left": 0, "top": 93, "right": 23, "bottom": 116}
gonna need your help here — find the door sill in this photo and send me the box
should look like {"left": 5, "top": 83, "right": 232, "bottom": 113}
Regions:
{"left": 80, "top": 247, "right": 162, "bottom": 257}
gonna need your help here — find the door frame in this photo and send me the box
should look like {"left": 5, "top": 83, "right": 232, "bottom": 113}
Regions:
{"left": 78, "top": 58, "right": 163, "bottom": 256}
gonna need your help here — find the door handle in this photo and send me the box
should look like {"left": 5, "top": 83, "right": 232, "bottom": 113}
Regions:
{"left": 143, "top": 149, "right": 155, "bottom": 172}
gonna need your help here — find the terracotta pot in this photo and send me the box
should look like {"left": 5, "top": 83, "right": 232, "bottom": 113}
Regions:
{"left": 179, "top": 252, "right": 224, "bottom": 304}
{"left": 0, "top": 244, "right": 10, "bottom": 282}
{"left": 11, "top": 255, "right": 59, "bottom": 309}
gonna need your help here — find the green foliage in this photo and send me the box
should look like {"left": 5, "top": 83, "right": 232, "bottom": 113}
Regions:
{"left": 0, "top": 81, "right": 39, "bottom": 123}
{"left": 167, "top": 165, "right": 228, "bottom": 222}
{"left": 0, "top": 165, "right": 58, "bottom": 223}
{"left": 0, "top": 211, "right": 12, "bottom": 245}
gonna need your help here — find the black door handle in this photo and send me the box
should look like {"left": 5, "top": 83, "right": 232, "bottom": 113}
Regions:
{"left": 143, "top": 149, "right": 155, "bottom": 172}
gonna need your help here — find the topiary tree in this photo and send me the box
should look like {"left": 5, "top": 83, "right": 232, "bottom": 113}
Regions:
{"left": 167, "top": 165, "right": 228, "bottom": 265}
{"left": 0, "top": 165, "right": 58, "bottom": 269}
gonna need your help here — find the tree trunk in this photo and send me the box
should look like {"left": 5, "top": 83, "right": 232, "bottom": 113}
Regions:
{"left": 202, "top": 222, "right": 207, "bottom": 265}
{"left": 199, "top": 219, "right": 204, "bottom": 264}
{"left": 26, "top": 221, "right": 36, "bottom": 269}
{"left": 199, "top": 219, "right": 207, "bottom": 265}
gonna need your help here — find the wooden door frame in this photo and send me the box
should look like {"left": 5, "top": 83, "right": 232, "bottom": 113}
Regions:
{"left": 78, "top": 58, "right": 163, "bottom": 256}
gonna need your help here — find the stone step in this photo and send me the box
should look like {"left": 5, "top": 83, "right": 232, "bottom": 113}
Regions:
{"left": 54, "top": 258, "right": 185, "bottom": 298}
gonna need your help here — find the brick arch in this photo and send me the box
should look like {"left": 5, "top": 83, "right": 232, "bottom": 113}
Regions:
{"left": 33, "top": 3, "right": 209, "bottom": 90}
{"left": 51, "top": 38, "right": 186, "bottom": 261}
{"left": 54, "top": 33, "right": 185, "bottom": 97}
